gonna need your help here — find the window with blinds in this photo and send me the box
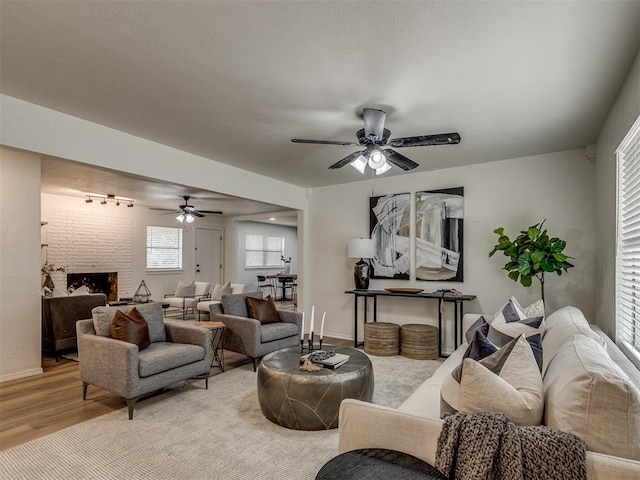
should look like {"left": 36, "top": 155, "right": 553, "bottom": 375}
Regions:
{"left": 147, "top": 226, "right": 183, "bottom": 270}
{"left": 616, "top": 114, "right": 640, "bottom": 369}
{"left": 245, "top": 234, "right": 284, "bottom": 267}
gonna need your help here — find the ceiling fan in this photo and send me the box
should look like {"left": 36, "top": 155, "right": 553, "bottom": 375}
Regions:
{"left": 153, "top": 196, "right": 223, "bottom": 223}
{"left": 291, "top": 108, "right": 461, "bottom": 175}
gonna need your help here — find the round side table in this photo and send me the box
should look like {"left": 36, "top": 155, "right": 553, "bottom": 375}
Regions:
{"left": 316, "top": 448, "right": 447, "bottom": 480}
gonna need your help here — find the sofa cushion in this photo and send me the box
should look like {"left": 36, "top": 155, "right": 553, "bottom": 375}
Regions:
{"left": 221, "top": 292, "right": 264, "bottom": 317}
{"left": 211, "top": 282, "right": 231, "bottom": 301}
{"left": 92, "top": 303, "right": 166, "bottom": 342}
{"left": 138, "top": 342, "right": 205, "bottom": 377}
{"left": 543, "top": 335, "right": 640, "bottom": 460}
{"left": 175, "top": 280, "right": 195, "bottom": 297}
{"left": 541, "top": 306, "right": 606, "bottom": 374}
{"left": 465, "top": 317, "right": 490, "bottom": 344}
{"left": 441, "top": 334, "right": 544, "bottom": 426}
{"left": 110, "top": 308, "right": 151, "bottom": 350}
{"left": 260, "top": 321, "right": 299, "bottom": 343}
{"left": 464, "top": 329, "right": 498, "bottom": 360}
{"left": 246, "top": 295, "right": 280, "bottom": 324}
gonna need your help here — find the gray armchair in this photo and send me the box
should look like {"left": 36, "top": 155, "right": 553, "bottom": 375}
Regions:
{"left": 77, "top": 302, "right": 211, "bottom": 419}
{"left": 210, "top": 292, "right": 301, "bottom": 371}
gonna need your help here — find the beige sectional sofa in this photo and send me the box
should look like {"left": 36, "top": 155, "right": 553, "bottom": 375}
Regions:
{"left": 339, "top": 306, "right": 640, "bottom": 479}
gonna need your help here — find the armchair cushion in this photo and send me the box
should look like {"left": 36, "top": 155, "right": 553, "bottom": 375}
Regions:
{"left": 138, "top": 342, "right": 205, "bottom": 377}
{"left": 175, "top": 280, "right": 195, "bottom": 297}
{"left": 194, "top": 281, "right": 211, "bottom": 297}
{"left": 246, "top": 295, "right": 280, "bottom": 324}
{"left": 211, "top": 282, "right": 231, "bottom": 300}
{"left": 93, "top": 303, "right": 166, "bottom": 342}
{"left": 110, "top": 308, "right": 151, "bottom": 350}
{"left": 221, "top": 291, "right": 263, "bottom": 317}
{"left": 260, "top": 321, "right": 299, "bottom": 343}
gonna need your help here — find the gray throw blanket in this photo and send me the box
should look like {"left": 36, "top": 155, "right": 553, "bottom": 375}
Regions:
{"left": 435, "top": 412, "right": 587, "bottom": 480}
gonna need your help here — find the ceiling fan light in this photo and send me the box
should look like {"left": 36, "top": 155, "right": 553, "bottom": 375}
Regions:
{"left": 176, "top": 213, "right": 185, "bottom": 223}
{"left": 375, "top": 161, "right": 392, "bottom": 176}
{"left": 186, "top": 214, "right": 195, "bottom": 223}
{"left": 368, "top": 150, "right": 386, "bottom": 169}
{"left": 350, "top": 156, "right": 367, "bottom": 174}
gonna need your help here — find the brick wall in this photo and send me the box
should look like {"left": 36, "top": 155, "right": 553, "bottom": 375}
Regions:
{"left": 44, "top": 209, "right": 134, "bottom": 297}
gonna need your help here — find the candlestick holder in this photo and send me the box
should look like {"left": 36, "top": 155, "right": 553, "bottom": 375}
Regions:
{"left": 300, "top": 334, "right": 324, "bottom": 354}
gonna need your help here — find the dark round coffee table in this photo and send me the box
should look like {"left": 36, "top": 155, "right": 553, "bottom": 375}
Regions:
{"left": 316, "top": 449, "right": 447, "bottom": 480}
{"left": 257, "top": 346, "right": 373, "bottom": 430}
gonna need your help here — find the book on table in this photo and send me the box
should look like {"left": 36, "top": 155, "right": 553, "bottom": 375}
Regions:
{"left": 302, "top": 351, "right": 350, "bottom": 369}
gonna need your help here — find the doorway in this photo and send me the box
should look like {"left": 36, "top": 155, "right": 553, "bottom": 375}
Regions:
{"left": 195, "top": 228, "right": 223, "bottom": 286}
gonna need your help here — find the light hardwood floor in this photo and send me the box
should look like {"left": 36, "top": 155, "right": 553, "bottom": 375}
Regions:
{"left": 0, "top": 336, "right": 352, "bottom": 451}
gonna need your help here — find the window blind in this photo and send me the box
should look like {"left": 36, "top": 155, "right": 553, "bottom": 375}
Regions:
{"left": 147, "top": 226, "right": 183, "bottom": 270}
{"left": 616, "top": 114, "right": 640, "bottom": 369}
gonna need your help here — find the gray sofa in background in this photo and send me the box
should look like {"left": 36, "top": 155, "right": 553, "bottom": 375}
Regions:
{"left": 77, "top": 302, "right": 211, "bottom": 419}
{"left": 41, "top": 293, "right": 107, "bottom": 360}
{"left": 209, "top": 292, "right": 301, "bottom": 371}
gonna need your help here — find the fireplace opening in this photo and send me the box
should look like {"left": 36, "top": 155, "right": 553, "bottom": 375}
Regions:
{"left": 67, "top": 272, "right": 118, "bottom": 302}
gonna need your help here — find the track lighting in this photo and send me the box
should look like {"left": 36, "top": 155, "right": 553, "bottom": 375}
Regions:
{"left": 84, "top": 193, "right": 134, "bottom": 208}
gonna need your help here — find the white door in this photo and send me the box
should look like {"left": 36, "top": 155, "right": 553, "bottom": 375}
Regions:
{"left": 195, "top": 228, "right": 223, "bottom": 286}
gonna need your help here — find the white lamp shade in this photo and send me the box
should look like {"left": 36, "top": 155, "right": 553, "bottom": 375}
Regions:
{"left": 348, "top": 238, "right": 375, "bottom": 259}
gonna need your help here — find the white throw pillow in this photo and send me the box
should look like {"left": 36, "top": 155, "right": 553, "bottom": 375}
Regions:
{"left": 441, "top": 333, "right": 544, "bottom": 426}
{"left": 70, "top": 285, "right": 90, "bottom": 296}
{"left": 175, "top": 280, "right": 195, "bottom": 297}
{"left": 489, "top": 298, "right": 546, "bottom": 340}
{"left": 211, "top": 281, "right": 231, "bottom": 301}
{"left": 511, "top": 296, "right": 545, "bottom": 319}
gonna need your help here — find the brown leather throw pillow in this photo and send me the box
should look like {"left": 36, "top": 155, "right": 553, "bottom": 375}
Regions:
{"left": 246, "top": 295, "right": 280, "bottom": 324}
{"left": 110, "top": 307, "right": 151, "bottom": 350}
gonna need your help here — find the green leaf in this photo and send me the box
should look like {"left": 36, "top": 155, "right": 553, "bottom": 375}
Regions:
{"left": 528, "top": 227, "right": 540, "bottom": 239}
{"left": 498, "top": 235, "right": 511, "bottom": 245}
{"left": 520, "top": 275, "right": 533, "bottom": 287}
{"left": 540, "top": 259, "right": 554, "bottom": 272}
{"left": 493, "top": 227, "right": 504, "bottom": 235}
{"left": 508, "top": 271, "right": 520, "bottom": 281}
{"left": 551, "top": 240, "right": 567, "bottom": 253}
{"left": 530, "top": 251, "right": 546, "bottom": 264}
{"left": 488, "top": 248, "right": 497, "bottom": 258}
{"left": 552, "top": 253, "right": 567, "bottom": 262}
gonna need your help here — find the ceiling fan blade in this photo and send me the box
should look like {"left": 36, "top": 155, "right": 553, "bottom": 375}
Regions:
{"left": 198, "top": 210, "right": 223, "bottom": 215}
{"left": 388, "top": 132, "right": 461, "bottom": 148}
{"left": 191, "top": 211, "right": 205, "bottom": 218}
{"left": 329, "top": 150, "right": 366, "bottom": 169}
{"left": 384, "top": 149, "right": 419, "bottom": 171}
{"left": 292, "top": 138, "right": 359, "bottom": 146}
{"left": 363, "top": 108, "right": 386, "bottom": 140}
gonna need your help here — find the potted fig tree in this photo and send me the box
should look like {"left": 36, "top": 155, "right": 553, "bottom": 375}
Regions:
{"left": 489, "top": 220, "right": 574, "bottom": 303}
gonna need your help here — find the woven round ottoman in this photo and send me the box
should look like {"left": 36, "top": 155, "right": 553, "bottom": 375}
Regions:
{"left": 364, "top": 322, "right": 400, "bottom": 356}
{"left": 400, "top": 324, "right": 439, "bottom": 359}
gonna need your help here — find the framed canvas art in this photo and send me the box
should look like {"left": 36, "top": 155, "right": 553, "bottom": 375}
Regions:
{"left": 370, "top": 193, "right": 410, "bottom": 279}
{"left": 415, "top": 187, "right": 464, "bottom": 282}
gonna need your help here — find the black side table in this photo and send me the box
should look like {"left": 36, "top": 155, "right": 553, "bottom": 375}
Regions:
{"left": 316, "top": 449, "right": 447, "bottom": 480}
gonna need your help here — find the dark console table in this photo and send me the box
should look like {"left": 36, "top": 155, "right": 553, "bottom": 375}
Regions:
{"left": 345, "top": 289, "right": 477, "bottom": 356}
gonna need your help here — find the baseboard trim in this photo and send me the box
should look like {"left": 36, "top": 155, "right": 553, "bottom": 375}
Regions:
{"left": 0, "top": 367, "right": 43, "bottom": 383}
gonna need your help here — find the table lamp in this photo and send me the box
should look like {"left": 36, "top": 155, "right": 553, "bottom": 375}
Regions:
{"left": 348, "top": 238, "right": 375, "bottom": 290}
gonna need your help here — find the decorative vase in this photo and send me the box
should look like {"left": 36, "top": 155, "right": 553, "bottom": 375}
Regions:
{"left": 283, "top": 264, "right": 291, "bottom": 274}
{"left": 42, "top": 274, "right": 55, "bottom": 290}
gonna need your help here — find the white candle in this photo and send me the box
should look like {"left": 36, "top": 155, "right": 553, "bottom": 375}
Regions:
{"left": 300, "top": 312, "right": 305, "bottom": 340}
{"left": 320, "top": 312, "right": 326, "bottom": 339}
{"left": 309, "top": 305, "right": 315, "bottom": 335}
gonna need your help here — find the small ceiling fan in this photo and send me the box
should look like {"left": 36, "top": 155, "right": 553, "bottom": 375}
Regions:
{"left": 152, "top": 196, "right": 223, "bottom": 223}
{"left": 292, "top": 108, "right": 461, "bottom": 175}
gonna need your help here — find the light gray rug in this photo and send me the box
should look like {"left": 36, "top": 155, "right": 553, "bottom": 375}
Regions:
{"left": 0, "top": 354, "right": 442, "bottom": 480}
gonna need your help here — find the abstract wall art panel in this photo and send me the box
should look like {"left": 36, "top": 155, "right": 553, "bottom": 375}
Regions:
{"left": 415, "top": 187, "right": 464, "bottom": 282}
{"left": 370, "top": 193, "right": 411, "bottom": 279}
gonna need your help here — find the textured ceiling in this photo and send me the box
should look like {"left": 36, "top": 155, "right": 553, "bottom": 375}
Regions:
{"left": 1, "top": 1, "right": 639, "bottom": 189}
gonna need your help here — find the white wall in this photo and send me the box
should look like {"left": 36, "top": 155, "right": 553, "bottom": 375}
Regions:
{"left": 595, "top": 49, "right": 640, "bottom": 339}
{"left": 308, "top": 149, "right": 596, "bottom": 353}
{"left": 0, "top": 147, "right": 43, "bottom": 382}
{"left": 233, "top": 221, "right": 298, "bottom": 285}
{"left": 41, "top": 193, "right": 224, "bottom": 301}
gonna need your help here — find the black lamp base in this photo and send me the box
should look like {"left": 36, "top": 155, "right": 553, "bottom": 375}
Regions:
{"left": 353, "top": 259, "right": 370, "bottom": 290}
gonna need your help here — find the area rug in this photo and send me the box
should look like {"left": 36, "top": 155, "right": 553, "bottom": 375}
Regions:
{"left": 0, "top": 354, "right": 443, "bottom": 480}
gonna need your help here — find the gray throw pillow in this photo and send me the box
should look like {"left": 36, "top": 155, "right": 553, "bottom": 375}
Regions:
{"left": 221, "top": 292, "right": 263, "bottom": 317}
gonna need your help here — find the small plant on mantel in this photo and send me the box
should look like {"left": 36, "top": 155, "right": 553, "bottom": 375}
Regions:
{"left": 489, "top": 220, "right": 574, "bottom": 303}
{"left": 41, "top": 261, "right": 68, "bottom": 276}
{"left": 281, "top": 255, "right": 292, "bottom": 264}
